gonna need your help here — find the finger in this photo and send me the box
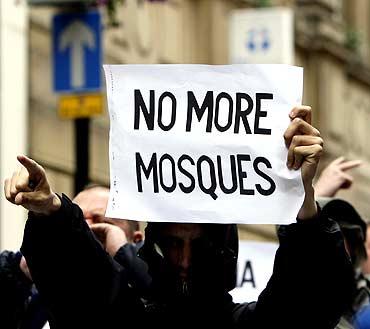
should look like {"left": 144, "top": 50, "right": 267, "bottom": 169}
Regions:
{"left": 338, "top": 160, "right": 363, "bottom": 171}
{"left": 104, "top": 218, "right": 118, "bottom": 226}
{"left": 13, "top": 191, "right": 33, "bottom": 207}
{"left": 17, "top": 155, "right": 44, "bottom": 182}
{"left": 15, "top": 167, "right": 33, "bottom": 192}
{"left": 284, "top": 118, "right": 320, "bottom": 148}
{"left": 10, "top": 170, "right": 21, "bottom": 199}
{"left": 89, "top": 223, "right": 108, "bottom": 233}
{"left": 89, "top": 224, "right": 107, "bottom": 243}
{"left": 16, "top": 191, "right": 47, "bottom": 208}
{"left": 90, "top": 223, "right": 102, "bottom": 230}
{"left": 14, "top": 192, "right": 26, "bottom": 205}
{"left": 289, "top": 105, "right": 312, "bottom": 124}
{"left": 85, "top": 219, "right": 94, "bottom": 227}
{"left": 287, "top": 136, "right": 323, "bottom": 169}
{"left": 331, "top": 156, "right": 345, "bottom": 165}
{"left": 4, "top": 179, "right": 13, "bottom": 203}
{"left": 292, "top": 144, "right": 323, "bottom": 169}
{"left": 292, "top": 151, "right": 304, "bottom": 170}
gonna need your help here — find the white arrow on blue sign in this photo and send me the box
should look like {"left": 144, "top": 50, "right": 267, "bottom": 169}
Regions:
{"left": 53, "top": 11, "right": 102, "bottom": 93}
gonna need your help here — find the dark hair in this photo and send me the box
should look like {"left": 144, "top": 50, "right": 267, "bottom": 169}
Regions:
{"left": 318, "top": 198, "right": 366, "bottom": 241}
{"left": 318, "top": 197, "right": 367, "bottom": 267}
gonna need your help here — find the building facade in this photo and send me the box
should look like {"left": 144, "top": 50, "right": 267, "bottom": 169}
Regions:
{"left": 1, "top": 0, "right": 370, "bottom": 248}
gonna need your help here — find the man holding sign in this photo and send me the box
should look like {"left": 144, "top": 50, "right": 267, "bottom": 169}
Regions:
{"left": 4, "top": 65, "right": 352, "bottom": 328}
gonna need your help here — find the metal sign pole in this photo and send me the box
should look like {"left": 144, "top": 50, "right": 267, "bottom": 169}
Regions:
{"left": 74, "top": 118, "right": 90, "bottom": 194}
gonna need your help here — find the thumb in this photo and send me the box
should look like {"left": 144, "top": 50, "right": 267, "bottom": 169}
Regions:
{"left": 14, "top": 191, "right": 61, "bottom": 215}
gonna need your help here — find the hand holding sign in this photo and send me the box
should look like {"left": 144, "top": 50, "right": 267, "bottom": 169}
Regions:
{"left": 284, "top": 106, "right": 323, "bottom": 220}
{"left": 4, "top": 155, "right": 61, "bottom": 216}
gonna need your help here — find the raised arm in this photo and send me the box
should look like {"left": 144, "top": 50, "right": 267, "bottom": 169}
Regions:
{"left": 233, "top": 106, "right": 354, "bottom": 328}
{"left": 283, "top": 105, "right": 323, "bottom": 220}
{"left": 4, "top": 156, "right": 143, "bottom": 327}
{"left": 4, "top": 155, "right": 61, "bottom": 215}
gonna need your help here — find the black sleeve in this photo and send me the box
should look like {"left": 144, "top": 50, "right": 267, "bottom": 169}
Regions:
{"left": 0, "top": 250, "right": 32, "bottom": 329}
{"left": 20, "top": 194, "right": 144, "bottom": 329}
{"left": 233, "top": 213, "right": 354, "bottom": 329}
{"left": 114, "top": 243, "right": 152, "bottom": 298}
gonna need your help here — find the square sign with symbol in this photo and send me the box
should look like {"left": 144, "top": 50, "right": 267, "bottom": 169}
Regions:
{"left": 229, "top": 8, "right": 294, "bottom": 65}
{"left": 53, "top": 11, "right": 102, "bottom": 93}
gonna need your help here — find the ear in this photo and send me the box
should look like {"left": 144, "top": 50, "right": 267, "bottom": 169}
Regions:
{"left": 133, "top": 231, "right": 144, "bottom": 244}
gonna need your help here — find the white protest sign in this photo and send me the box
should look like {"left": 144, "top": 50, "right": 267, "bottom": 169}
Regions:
{"left": 104, "top": 64, "right": 305, "bottom": 224}
{"left": 230, "top": 240, "right": 278, "bottom": 303}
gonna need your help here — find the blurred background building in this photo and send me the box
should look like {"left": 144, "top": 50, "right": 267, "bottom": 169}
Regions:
{"left": 1, "top": 0, "right": 370, "bottom": 249}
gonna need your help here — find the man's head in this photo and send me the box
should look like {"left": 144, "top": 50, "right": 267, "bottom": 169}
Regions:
{"left": 317, "top": 197, "right": 367, "bottom": 268}
{"left": 139, "top": 222, "right": 238, "bottom": 301}
{"left": 73, "top": 185, "right": 143, "bottom": 243}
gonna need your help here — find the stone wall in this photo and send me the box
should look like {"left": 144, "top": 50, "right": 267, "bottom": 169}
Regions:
{"left": 28, "top": 0, "right": 370, "bottom": 242}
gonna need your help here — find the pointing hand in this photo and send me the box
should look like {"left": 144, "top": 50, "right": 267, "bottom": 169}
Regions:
{"left": 4, "top": 155, "right": 61, "bottom": 216}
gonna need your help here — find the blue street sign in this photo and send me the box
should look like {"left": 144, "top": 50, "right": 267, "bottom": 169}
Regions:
{"left": 53, "top": 11, "right": 102, "bottom": 93}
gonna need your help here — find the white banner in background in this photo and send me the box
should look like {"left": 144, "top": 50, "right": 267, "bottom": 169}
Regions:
{"left": 104, "top": 64, "right": 304, "bottom": 224}
{"left": 230, "top": 240, "right": 279, "bottom": 303}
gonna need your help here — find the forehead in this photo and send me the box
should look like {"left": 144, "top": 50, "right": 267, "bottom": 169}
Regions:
{"left": 161, "top": 223, "right": 204, "bottom": 240}
{"left": 73, "top": 188, "right": 109, "bottom": 213}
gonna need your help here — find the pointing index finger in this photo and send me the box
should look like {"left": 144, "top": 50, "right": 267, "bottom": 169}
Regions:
{"left": 17, "top": 155, "right": 43, "bottom": 180}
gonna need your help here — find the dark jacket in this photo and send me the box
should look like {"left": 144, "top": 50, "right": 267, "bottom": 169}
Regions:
{"left": 21, "top": 194, "right": 353, "bottom": 329}
{"left": 0, "top": 251, "right": 48, "bottom": 329}
{"left": 0, "top": 251, "right": 32, "bottom": 329}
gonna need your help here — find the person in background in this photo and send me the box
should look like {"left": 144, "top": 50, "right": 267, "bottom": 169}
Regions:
{"left": 72, "top": 185, "right": 144, "bottom": 253}
{"left": 315, "top": 156, "right": 369, "bottom": 329}
{"left": 0, "top": 250, "right": 34, "bottom": 329}
{"left": 317, "top": 198, "right": 369, "bottom": 329}
{"left": 72, "top": 185, "right": 150, "bottom": 296}
{"left": 0, "top": 184, "right": 147, "bottom": 329}
{"left": 353, "top": 223, "right": 370, "bottom": 329}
